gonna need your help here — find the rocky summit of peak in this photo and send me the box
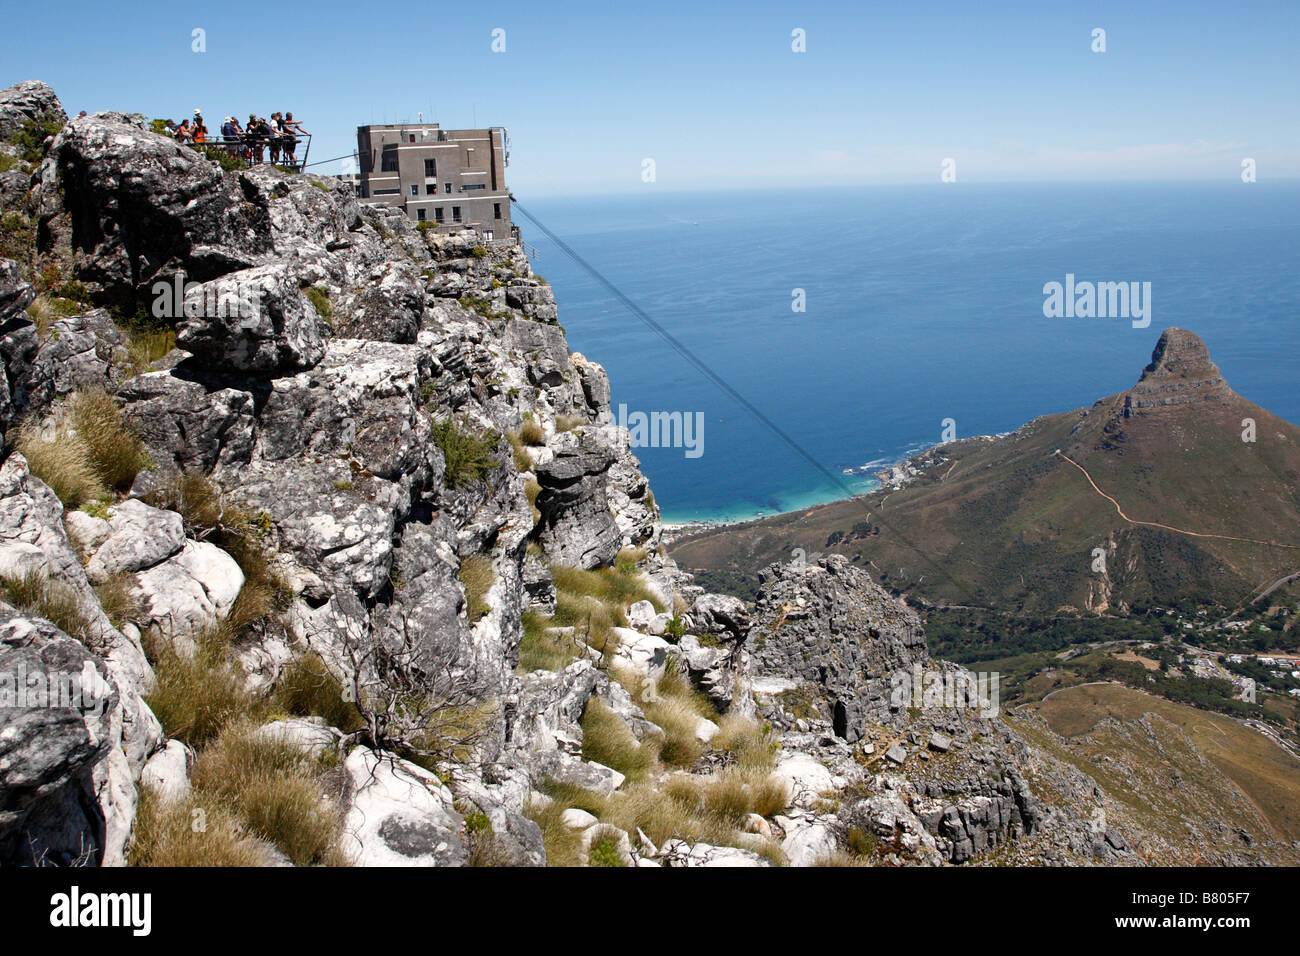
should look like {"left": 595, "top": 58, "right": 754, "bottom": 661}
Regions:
{"left": 1125, "top": 327, "right": 1232, "bottom": 413}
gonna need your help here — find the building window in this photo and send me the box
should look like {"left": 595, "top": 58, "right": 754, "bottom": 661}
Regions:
{"left": 426, "top": 183, "right": 437, "bottom": 195}
{"left": 484, "top": 230, "right": 494, "bottom": 241}
{"left": 444, "top": 182, "right": 451, "bottom": 195}
{"left": 373, "top": 188, "right": 400, "bottom": 195}
{"left": 452, "top": 206, "right": 462, "bottom": 223}
{"left": 417, "top": 208, "right": 426, "bottom": 222}
{"left": 408, "top": 134, "right": 415, "bottom": 143}
{"left": 410, "top": 184, "right": 419, "bottom": 196}
{"left": 493, "top": 202, "right": 502, "bottom": 219}
{"left": 424, "top": 158, "right": 437, "bottom": 177}
{"left": 462, "top": 183, "right": 485, "bottom": 191}
{"left": 380, "top": 147, "right": 399, "bottom": 172}
{"left": 434, "top": 207, "right": 445, "bottom": 223}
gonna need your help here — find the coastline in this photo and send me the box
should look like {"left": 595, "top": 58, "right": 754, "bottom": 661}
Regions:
{"left": 658, "top": 432, "right": 1010, "bottom": 542}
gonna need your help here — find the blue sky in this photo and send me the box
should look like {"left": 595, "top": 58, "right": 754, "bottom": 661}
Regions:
{"left": 3, "top": 0, "right": 1297, "bottom": 194}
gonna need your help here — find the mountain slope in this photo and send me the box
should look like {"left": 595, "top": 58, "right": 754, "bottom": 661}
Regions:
{"left": 671, "top": 329, "right": 1300, "bottom": 613}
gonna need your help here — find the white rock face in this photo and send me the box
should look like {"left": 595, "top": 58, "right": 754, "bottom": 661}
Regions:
{"left": 63, "top": 510, "right": 111, "bottom": 554}
{"left": 132, "top": 540, "right": 244, "bottom": 649}
{"left": 83, "top": 499, "right": 185, "bottom": 584}
{"left": 560, "top": 808, "right": 599, "bottom": 831}
{"left": 339, "top": 749, "right": 467, "bottom": 867}
{"left": 140, "top": 740, "right": 193, "bottom": 803}
{"left": 781, "top": 819, "right": 838, "bottom": 867}
{"left": 771, "top": 752, "right": 833, "bottom": 809}
{"left": 609, "top": 627, "right": 670, "bottom": 677}
{"left": 659, "top": 840, "right": 772, "bottom": 867}
{"left": 694, "top": 716, "right": 720, "bottom": 744}
{"left": 626, "top": 599, "right": 657, "bottom": 630}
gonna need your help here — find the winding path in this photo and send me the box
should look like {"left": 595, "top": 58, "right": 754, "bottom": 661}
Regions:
{"left": 1053, "top": 450, "right": 1300, "bottom": 550}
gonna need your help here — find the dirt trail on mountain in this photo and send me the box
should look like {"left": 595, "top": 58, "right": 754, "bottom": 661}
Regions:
{"left": 1054, "top": 450, "right": 1300, "bottom": 550}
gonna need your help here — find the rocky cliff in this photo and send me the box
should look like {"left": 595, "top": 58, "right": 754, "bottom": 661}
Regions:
{"left": 5, "top": 82, "right": 1287, "bottom": 868}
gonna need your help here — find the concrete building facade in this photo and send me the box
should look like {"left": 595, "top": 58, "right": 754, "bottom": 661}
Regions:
{"left": 356, "top": 123, "right": 512, "bottom": 239}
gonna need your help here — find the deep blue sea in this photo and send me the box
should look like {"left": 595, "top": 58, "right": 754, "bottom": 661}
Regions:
{"left": 519, "top": 183, "right": 1300, "bottom": 525}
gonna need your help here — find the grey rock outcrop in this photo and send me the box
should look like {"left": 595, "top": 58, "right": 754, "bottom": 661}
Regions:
{"left": 0, "top": 80, "right": 64, "bottom": 141}
{"left": 748, "top": 555, "right": 926, "bottom": 742}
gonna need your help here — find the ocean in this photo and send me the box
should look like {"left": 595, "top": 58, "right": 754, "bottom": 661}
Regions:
{"left": 518, "top": 183, "right": 1300, "bottom": 526}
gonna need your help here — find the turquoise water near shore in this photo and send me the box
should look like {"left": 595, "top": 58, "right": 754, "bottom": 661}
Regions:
{"left": 520, "top": 183, "right": 1300, "bottom": 525}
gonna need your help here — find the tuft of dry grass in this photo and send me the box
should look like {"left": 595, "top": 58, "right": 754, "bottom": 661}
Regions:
{"left": 191, "top": 724, "right": 341, "bottom": 867}
{"left": 459, "top": 554, "right": 494, "bottom": 623}
{"left": 15, "top": 387, "right": 151, "bottom": 507}
{"left": 274, "top": 652, "right": 364, "bottom": 733}
{"left": 144, "top": 629, "right": 254, "bottom": 748}
{"left": 516, "top": 610, "right": 580, "bottom": 673}
{"left": 128, "top": 786, "right": 268, "bottom": 867}
{"left": 524, "top": 793, "right": 586, "bottom": 867}
{"left": 16, "top": 420, "right": 105, "bottom": 507}
{"left": 713, "top": 713, "right": 779, "bottom": 773}
{"left": 580, "top": 698, "right": 659, "bottom": 784}
{"left": 555, "top": 413, "right": 586, "bottom": 433}
{"left": 519, "top": 418, "right": 546, "bottom": 446}
{"left": 0, "top": 571, "right": 92, "bottom": 643}
{"left": 68, "top": 388, "right": 153, "bottom": 493}
{"left": 92, "top": 573, "right": 140, "bottom": 631}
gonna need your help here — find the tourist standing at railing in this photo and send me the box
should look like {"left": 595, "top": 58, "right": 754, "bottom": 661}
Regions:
{"left": 282, "top": 112, "right": 309, "bottom": 167}
{"left": 175, "top": 119, "right": 192, "bottom": 144}
{"left": 267, "top": 113, "right": 284, "bottom": 165}
{"left": 246, "top": 114, "right": 265, "bottom": 163}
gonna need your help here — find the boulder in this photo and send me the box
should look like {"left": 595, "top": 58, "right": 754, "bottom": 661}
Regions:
{"left": 0, "top": 80, "right": 64, "bottom": 141}
{"left": 334, "top": 260, "right": 425, "bottom": 343}
{"left": 139, "top": 740, "right": 192, "bottom": 803}
{"left": 533, "top": 437, "right": 621, "bottom": 570}
{"left": 781, "top": 819, "right": 838, "bottom": 867}
{"left": 339, "top": 749, "right": 466, "bottom": 867}
{"left": 687, "top": 592, "right": 749, "bottom": 641}
{"left": 35, "top": 113, "right": 271, "bottom": 304}
{"left": 175, "top": 264, "right": 328, "bottom": 373}
{"left": 771, "top": 752, "right": 831, "bottom": 809}
{"left": 659, "top": 839, "right": 772, "bottom": 867}
{"left": 82, "top": 499, "right": 185, "bottom": 584}
{"left": 131, "top": 540, "right": 244, "bottom": 647}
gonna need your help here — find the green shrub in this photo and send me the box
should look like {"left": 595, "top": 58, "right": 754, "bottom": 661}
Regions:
{"left": 470, "top": 246, "right": 488, "bottom": 258}
{"left": 0, "top": 212, "right": 33, "bottom": 260}
{"left": 191, "top": 143, "right": 247, "bottom": 172}
{"left": 9, "top": 113, "right": 63, "bottom": 164}
{"left": 416, "top": 220, "right": 438, "bottom": 234}
{"left": 587, "top": 833, "right": 626, "bottom": 867}
{"left": 431, "top": 416, "right": 500, "bottom": 489}
{"left": 303, "top": 286, "right": 333, "bottom": 326}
